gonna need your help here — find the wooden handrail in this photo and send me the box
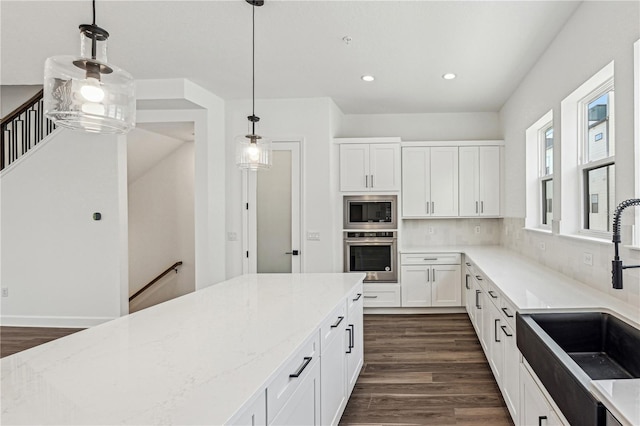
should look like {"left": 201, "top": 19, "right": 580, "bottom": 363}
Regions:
{"left": 129, "top": 261, "right": 183, "bottom": 302}
{"left": 1, "top": 89, "right": 44, "bottom": 126}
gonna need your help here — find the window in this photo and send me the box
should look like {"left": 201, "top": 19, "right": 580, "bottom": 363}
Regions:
{"left": 525, "top": 110, "right": 553, "bottom": 230}
{"left": 579, "top": 87, "right": 615, "bottom": 233}
{"left": 560, "top": 61, "right": 615, "bottom": 239}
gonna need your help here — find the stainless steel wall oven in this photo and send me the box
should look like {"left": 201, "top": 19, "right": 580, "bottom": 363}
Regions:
{"left": 343, "top": 231, "right": 397, "bottom": 283}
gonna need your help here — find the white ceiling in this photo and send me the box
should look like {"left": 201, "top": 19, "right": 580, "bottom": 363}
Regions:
{"left": 1, "top": 1, "right": 581, "bottom": 114}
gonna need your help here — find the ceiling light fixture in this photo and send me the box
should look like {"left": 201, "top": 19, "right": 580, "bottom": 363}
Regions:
{"left": 442, "top": 73, "right": 457, "bottom": 80}
{"left": 236, "top": 0, "right": 271, "bottom": 171}
{"left": 43, "top": 0, "right": 135, "bottom": 134}
{"left": 361, "top": 75, "right": 375, "bottom": 82}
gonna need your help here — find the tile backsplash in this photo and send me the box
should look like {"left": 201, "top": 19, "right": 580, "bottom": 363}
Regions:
{"left": 500, "top": 217, "right": 640, "bottom": 307}
{"left": 401, "top": 218, "right": 502, "bottom": 248}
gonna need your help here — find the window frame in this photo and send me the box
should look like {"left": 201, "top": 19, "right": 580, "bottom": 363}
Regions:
{"left": 577, "top": 81, "right": 615, "bottom": 238}
{"left": 539, "top": 123, "right": 554, "bottom": 229}
{"left": 525, "top": 110, "right": 554, "bottom": 231}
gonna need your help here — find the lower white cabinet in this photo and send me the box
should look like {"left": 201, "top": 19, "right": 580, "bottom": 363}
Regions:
{"left": 400, "top": 253, "right": 462, "bottom": 307}
{"left": 226, "top": 390, "right": 267, "bottom": 426}
{"left": 320, "top": 303, "right": 348, "bottom": 426}
{"left": 363, "top": 283, "right": 401, "bottom": 307}
{"left": 520, "top": 363, "right": 563, "bottom": 426}
{"left": 271, "top": 359, "right": 321, "bottom": 426}
{"left": 346, "top": 289, "right": 364, "bottom": 395}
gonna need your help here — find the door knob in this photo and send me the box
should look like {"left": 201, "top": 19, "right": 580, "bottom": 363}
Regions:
{"left": 285, "top": 250, "right": 299, "bottom": 256}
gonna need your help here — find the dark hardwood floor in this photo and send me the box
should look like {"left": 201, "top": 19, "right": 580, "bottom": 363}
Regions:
{"left": 1, "top": 326, "right": 83, "bottom": 358}
{"left": 340, "top": 314, "right": 514, "bottom": 426}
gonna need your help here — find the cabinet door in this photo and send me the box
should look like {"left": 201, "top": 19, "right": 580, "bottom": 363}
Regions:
{"left": 430, "top": 147, "right": 459, "bottom": 217}
{"left": 340, "top": 144, "right": 370, "bottom": 192}
{"left": 370, "top": 144, "right": 400, "bottom": 191}
{"left": 431, "top": 264, "right": 462, "bottom": 306}
{"left": 519, "top": 364, "right": 562, "bottom": 426}
{"left": 346, "top": 291, "right": 364, "bottom": 395}
{"left": 481, "top": 287, "right": 493, "bottom": 356}
{"left": 501, "top": 321, "right": 519, "bottom": 422}
{"left": 464, "top": 272, "right": 475, "bottom": 322}
{"left": 459, "top": 147, "right": 480, "bottom": 216}
{"left": 320, "top": 323, "right": 347, "bottom": 426}
{"left": 227, "top": 391, "right": 266, "bottom": 426}
{"left": 400, "top": 266, "right": 431, "bottom": 307}
{"left": 472, "top": 279, "right": 484, "bottom": 343}
{"left": 489, "top": 309, "right": 504, "bottom": 388}
{"left": 401, "top": 147, "right": 430, "bottom": 217}
{"left": 271, "top": 360, "right": 321, "bottom": 426}
{"left": 479, "top": 146, "right": 500, "bottom": 216}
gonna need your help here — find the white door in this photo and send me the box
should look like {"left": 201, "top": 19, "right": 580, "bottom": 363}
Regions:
{"left": 246, "top": 141, "right": 301, "bottom": 274}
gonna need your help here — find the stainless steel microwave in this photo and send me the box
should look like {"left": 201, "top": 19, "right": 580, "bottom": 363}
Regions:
{"left": 343, "top": 195, "right": 397, "bottom": 230}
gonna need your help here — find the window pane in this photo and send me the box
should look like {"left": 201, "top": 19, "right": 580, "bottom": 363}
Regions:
{"left": 585, "top": 164, "right": 615, "bottom": 232}
{"left": 542, "top": 179, "right": 553, "bottom": 225}
{"left": 587, "top": 92, "right": 611, "bottom": 162}
{"left": 544, "top": 127, "right": 553, "bottom": 176}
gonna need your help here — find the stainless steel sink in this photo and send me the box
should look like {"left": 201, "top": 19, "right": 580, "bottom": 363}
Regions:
{"left": 517, "top": 312, "right": 640, "bottom": 426}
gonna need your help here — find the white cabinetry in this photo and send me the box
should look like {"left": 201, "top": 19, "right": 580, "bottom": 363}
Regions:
{"left": 227, "top": 391, "right": 267, "bottom": 426}
{"left": 340, "top": 143, "right": 401, "bottom": 192}
{"left": 400, "top": 253, "right": 462, "bottom": 307}
{"left": 270, "top": 359, "right": 321, "bottom": 426}
{"left": 402, "top": 147, "right": 458, "bottom": 217}
{"left": 520, "top": 363, "right": 564, "bottom": 426}
{"left": 320, "top": 303, "right": 348, "bottom": 426}
{"left": 346, "top": 288, "right": 364, "bottom": 395}
{"left": 459, "top": 146, "right": 501, "bottom": 217}
{"left": 362, "top": 283, "right": 401, "bottom": 307}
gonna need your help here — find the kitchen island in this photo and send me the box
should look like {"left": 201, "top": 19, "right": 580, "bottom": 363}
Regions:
{"left": 1, "top": 273, "right": 365, "bottom": 425}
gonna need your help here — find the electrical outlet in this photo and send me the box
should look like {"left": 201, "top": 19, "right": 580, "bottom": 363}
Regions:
{"left": 474, "top": 226, "right": 480, "bottom": 234}
{"left": 1, "top": 288, "right": 8, "bottom": 298}
{"left": 227, "top": 232, "right": 238, "bottom": 241}
{"left": 307, "top": 231, "right": 320, "bottom": 241}
{"left": 583, "top": 252, "right": 593, "bottom": 266}
{"left": 539, "top": 242, "right": 546, "bottom": 251}
{"left": 428, "top": 226, "right": 434, "bottom": 234}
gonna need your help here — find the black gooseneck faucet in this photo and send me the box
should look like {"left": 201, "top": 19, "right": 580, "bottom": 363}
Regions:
{"left": 611, "top": 198, "right": 640, "bottom": 289}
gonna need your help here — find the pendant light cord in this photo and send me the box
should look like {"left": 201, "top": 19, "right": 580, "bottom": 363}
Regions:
{"left": 251, "top": 3, "right": 256, "bottom": 135}
{"left": 92, "top": 0, "right": 96, "bottom": 25}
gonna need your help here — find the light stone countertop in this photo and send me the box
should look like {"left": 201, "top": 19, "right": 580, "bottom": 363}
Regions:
{"left": 404, "top": 245, "right": 640, "bottom": 426}
{"left": 1, "top": 272, "right": 365, "bottom": 425}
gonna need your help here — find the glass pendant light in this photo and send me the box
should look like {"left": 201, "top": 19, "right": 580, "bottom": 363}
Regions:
{"left": 235, "top": 0, "right": 272, "bottom": 170}
{"left": 43, "top": 0, "right": 135, "bottom": 134}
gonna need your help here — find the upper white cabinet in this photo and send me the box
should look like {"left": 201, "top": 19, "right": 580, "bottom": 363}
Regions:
{"left": 402, "top": 146, "right": 459, "bottom": 217}
{"left": 459, "top": 146, "right": 501, "bottom": 217}
{"left": 339, "top": 142, "right": 401, "bottom": 192}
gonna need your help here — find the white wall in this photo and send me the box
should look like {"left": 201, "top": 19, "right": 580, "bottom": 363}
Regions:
{"left": 128, "top": 140, "right": 195, "bottom": 310}
{"left": 339, "top": 112, "right": 502, "bottom": 141}
{"left": 0, "top": 129, "right": 128, "bottom": 327}
{"left": 226, "top": 98, "right": 338, "bottom": 278}
{"left": 499, "top": 1, "right": 640, "bottom": 305}
{"left": 0, "top": 85, "right": 42, "bottom": 117}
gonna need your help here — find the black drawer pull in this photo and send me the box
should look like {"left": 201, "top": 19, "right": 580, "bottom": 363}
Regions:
{"left": 475, "top": 290, "right": 482, "bottom": 309}
{"left": 363, "top": 295, "right": 378, "bottom": 299}
{"left": 331, "top": 316, "right": 344, "bottom": 328}
{"left": 465, "top": 274, "right": 470, "bottom": 290}
{"left": 289, "top": 357, "right": 312, "bottom": 378}
{"left": 475, "top": 275, "right": 483, "bottom": 281}
{"left": 538, "top": 415, "right": 547, "bottom": 426}
{"left": 494, "top": 319, "right": 501, "bottom": 343}
{"left": 501, "top": 307, "right": 514, "bottom": 318}
{"left": 501, "top": 325, "right": 513, "bottom": 337}
{"left": 488, "top": 290, "right": 498, "bottom": 299}
{"left": 465, "top": 262, "right": 471, "bottom": 266}
{"left": 352, "top": 293, "right": 362, "bottom": 301}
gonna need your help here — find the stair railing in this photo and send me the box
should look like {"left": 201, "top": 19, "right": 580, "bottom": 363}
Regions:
{"left": 129, "top": 261, "right": 183, "bottom": 302}
{"left": 1, "top": 89, "right": 56, "bottom": 171}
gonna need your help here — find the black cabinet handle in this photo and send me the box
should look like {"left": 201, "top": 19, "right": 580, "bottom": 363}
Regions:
{"left": 289, "top": 357, "right": 312, "bottom": 378}
{"left": 465, "top": 274, "right": 470, "bottom": 290}
{"left": 364, "top": 295, "right": 378, "bottom": 299}
{"left": 465, "top": 262, "right": 471, "bottom": 266}
{"left": 501, "top": 325, "right": 513, "bottom": 337}
{"left": 346, "top": 328, "right": 353, "bottom": 354}
{"left": 331, "top": 316, "right": 344, "bottom": 328}
{"left": 475, "top": 290, "right": 482, "bottom": 309}
{"left": 494, "top": 319, "right": 501, "bottom": 343}
{"left": 488, "top": 290, "right": 498, "bottom": 299}
{"left": 501, "top": 307, "right": 514, "bottom": 318}
{"left": 538, "top": 415, "right": 547, "bottom": 426}
{"left": 352, "top": 293, "right": 362, "bottom": 301}
{"left": 475, "top": 275, "right": 483, "bottom": 281}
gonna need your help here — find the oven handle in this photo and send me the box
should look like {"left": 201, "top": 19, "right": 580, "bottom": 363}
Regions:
{"left": 344, "top": 239, "right": 397, "bottom": 243}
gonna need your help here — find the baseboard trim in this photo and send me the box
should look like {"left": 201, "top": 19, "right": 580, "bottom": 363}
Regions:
{"left": 0, "top": 315, "right": 115, "bottom": 328}
{"left": 364, "top": 307, "right": 466, "bottom": 315}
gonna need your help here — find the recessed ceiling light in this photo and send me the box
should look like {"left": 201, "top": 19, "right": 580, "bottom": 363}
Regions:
{"left": 442, "top": 73, "right": 457, "bottom": 80}
{"left": 361, "top": 75, "right": 375, "bottom": 82}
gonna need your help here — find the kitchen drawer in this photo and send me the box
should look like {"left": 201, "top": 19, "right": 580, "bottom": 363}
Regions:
{"left": 484, "top": 278, "right": 501, "bottom": 308}
{"left": 363, "top": 283, "right": 401, "bottom": 307}
{"left": 401, "top": 253, "right": 461, "bottom": 265}
{"left": 320, "top": 300, "right": 347, "bottom": 353}
{"left": 347, "top": 283, "right": 364, "bottom": 313}
{"left": 267, "top": 331, "right": 320, "bottom": 424}
{"left": 500, "top": 297, "right": 517, "bottom": 329}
